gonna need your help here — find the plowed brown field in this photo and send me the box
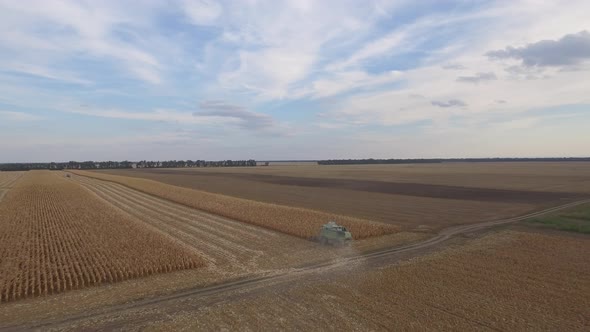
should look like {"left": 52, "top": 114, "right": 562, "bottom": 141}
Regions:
{"left": 100, "top": 162, "right": 590, "bottom": 192}
{"left": 0, "top": 171, "right": 204, "bottom": 303}
{"left": 92, "top": 163, "right": 589, "bottom": 230}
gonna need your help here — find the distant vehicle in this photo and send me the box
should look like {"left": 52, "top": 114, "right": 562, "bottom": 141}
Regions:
{"left": 316, "top": 221, "right": 352, "bottom": 246}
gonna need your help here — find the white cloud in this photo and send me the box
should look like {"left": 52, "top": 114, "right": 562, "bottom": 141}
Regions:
{"left": 1, "top": 0, "right": 590, "bottom": 160}
{"left": 0, "top": 0, "right": 163, "bottom": 84}
{"left": 323, "top": 60, "right": 590, "bottom": 128}
{"left": 219, "top": 47, "right": 316, "bottom": 99}
{"left": 317, "top": 1, "right": 590, "bottom": 130}
{"left": 1, "top": 63, "right": 92, "bottom": 85}
{"left": 210, "top": 0, "right": 386, "bottom": 99}
{"left": 292, "top": 70, "right": 403, "bottom": 99}
{"left": 325, "top": 9, "right": 500, "bottom": 72}
{"left": 67, "top": 107, "right": 237, "bottom": 126}
{"left": 0, "top": 110, "right": 42, "bottom": 121}
{"left": 326, "top": 26, "right": 413, "bottom": 72}
{"left": 62, "top": 103, "right": 284, "bottom": 134}
{"left": 180, "top": 0, "right": 222, "bottom": 26}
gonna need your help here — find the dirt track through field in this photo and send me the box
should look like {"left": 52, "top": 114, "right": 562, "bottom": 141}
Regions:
{"left": 70, "top": 174, "right": 318, "bottom": 277}
{"left": 8, "top": 195, "right": 590, "bottom": 331}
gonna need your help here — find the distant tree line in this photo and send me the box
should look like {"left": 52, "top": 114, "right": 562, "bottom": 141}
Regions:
{"left": 318, "top": 157, "right": 590, "bottom": 165}
{"left": 0, "top": 159, "right": 257, "bottom": 171}
{"left": 134, "top": 160, "right": 257, "bottom": 168}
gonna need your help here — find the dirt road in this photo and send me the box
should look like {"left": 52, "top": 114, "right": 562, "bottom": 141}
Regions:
{"left": 5, "top": 188, "right": 588, "bottom": 331}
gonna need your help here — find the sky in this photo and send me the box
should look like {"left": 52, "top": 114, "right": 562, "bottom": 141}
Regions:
{"left": 1, "top": 0, "right": 589, "bottom": 162}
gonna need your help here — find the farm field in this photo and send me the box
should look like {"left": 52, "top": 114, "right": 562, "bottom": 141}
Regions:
{"left": 94, "top": 162, "right": 588, "bottom": 231}
{"left": 526, "top": 202, "right": 590, "bottom": 234}
{"left": 0, "top": 171, "right": 426, "bottom": 325}
{"left": 68, "top": 173, "right": 405, "bottom": 275}
{"left": 0, "top": 171, "right": 204, "bottom": 303}
{"left": 0, "top": 167, "right": 588, "bottom": 330}
{"left": 100, "top": 162, "right": 590, "bottom": 192}
{"left": 0, "top": 171, "right": 24, "bottom": 203}
{"left": 72, "top": 170, "right": 398, "bottom": 238}
{"left": 131, "top": 230, "right": 590, "bottom": 331}
{"left": 16, "top": 229, "right": 589, "bottom": 331}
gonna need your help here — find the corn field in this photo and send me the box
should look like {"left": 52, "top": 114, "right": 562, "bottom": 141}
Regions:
{"left": 72, "top": 170, "right": 400, "bottom": 239}
{"left": 0, "top": 171, "right": 204, "bottom": 303}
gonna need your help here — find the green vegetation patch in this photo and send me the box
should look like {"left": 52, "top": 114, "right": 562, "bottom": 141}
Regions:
{"left": 562, "top": 209, "right": 590, "bottom": 221}
{"left": 526, "top": 203, "right": 590, "bottom": 234}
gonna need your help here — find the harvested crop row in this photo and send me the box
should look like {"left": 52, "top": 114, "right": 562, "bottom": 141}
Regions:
{"left": 70, "top": 174, "right": 336, "bottom": 276}
{"left": 0, "top": 172, "right": 24, "bottom": 203}
{"left": 0, "top": 171, "right": 23, "bottom": 188}
{"left": 0, "top": 171, "right": 204, "bottom": 303}
{"left": 71, "top": 170, "right": 399, "bottom": 239}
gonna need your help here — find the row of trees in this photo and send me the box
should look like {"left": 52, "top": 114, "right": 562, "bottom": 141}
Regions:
{"left": 318, "top": 157, "right": 590, "bottom": 165}
{"left": 134, "top": 160, "right": 257, "bottom": 168}
{"left": 0, "top": 159, "right": 257, "bottom": 171}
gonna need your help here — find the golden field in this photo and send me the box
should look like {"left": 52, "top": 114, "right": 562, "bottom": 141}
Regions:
{"left": 0, "top": 171, "right": 204, "bottom": 303}
{"left": 0, "top": 171, "right": 24, "bottom": 203}
{"left": 0, "top": 164, "right": 588, "bottom": 330}
{"left": 153, "top": 230, "right": 590, "bottom": 331}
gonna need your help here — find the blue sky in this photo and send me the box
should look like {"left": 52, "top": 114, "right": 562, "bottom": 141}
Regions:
{"left": 1, "top": 0, "right": 589, "bottom": 162}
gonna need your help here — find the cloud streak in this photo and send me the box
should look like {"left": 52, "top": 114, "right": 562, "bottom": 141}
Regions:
{"left": 0, "top": 110, "right": 42, "bottom": 121}
{"left": 456, "top": 72, "right": 497, "bottom": 84}
{"left": 194, "top": 101, "right": 274, "bottom": 130}
{"left": 0, "top": 1, "right": 164, "bottom": 84}
{"left": 431, "top": 99, "right": 467, "bottom": 108}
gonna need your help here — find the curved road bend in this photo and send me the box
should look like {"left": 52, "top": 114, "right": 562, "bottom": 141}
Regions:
{"left": 4, "top": 196, "right": 590, "bottom": 331}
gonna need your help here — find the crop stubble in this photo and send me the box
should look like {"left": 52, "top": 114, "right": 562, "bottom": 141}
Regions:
{"left": 153, "top": 230, "right": 590, "bottom": 331}
{"left": 70, "top": 174, "right": 422, "bottom": 274}
{"left": 0, "top": 171, "right": 204, "bottom": 303}
{"left": 70, "top": 174, "right": 320, "bottom": 275}
{"left": 0, "top": 171, "right": 24, "bottom": 203}
{"left": 71, "top": 170, "right": 399, "bottom": 239}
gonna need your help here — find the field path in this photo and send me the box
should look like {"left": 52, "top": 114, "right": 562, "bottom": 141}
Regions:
{"left": 7, "top": 193, "right": 590, "bottom": 331}
{"left": 69, "top": 173, "right": 320, "bottom": 277}
{"left": 0, "top": 172, "right": 24, "bottom": 203}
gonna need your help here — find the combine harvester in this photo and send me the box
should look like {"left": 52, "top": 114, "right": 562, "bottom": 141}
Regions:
{"left": 315, "top": 221, "right": 352, "bottom": 246}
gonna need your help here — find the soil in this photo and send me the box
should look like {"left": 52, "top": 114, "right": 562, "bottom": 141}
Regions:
{"left": 155, "top": 170, "right": 582, "bottom": 203}
{"left": 94, "top": 168, "right": 582, "bottom": 231}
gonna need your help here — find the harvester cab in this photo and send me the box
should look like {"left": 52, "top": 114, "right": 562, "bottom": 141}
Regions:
{"left": 318, "top": 221, "right": 352, "bottom": 246}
